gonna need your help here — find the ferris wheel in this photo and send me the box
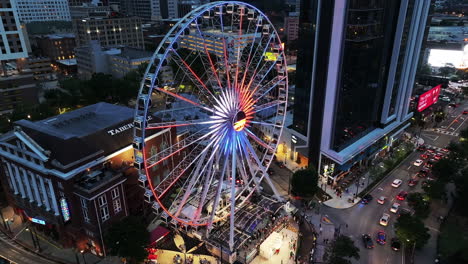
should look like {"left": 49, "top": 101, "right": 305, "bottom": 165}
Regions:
{"left": 133, "top": 0, "right": 288, "bottom": 242}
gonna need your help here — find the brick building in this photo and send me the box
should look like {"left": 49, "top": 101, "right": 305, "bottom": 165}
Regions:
{"left": 0, "top": 103, "right": 178, "bottom": 255}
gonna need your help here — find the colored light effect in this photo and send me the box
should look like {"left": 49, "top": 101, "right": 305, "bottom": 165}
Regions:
{"left": 60, "top": 198, "right": 71, "bottom": 222}
{"left": 264, "top": 52, "right": 278, "bottom": 61}
{"left": 234, "top": 118, "right": 246, "bottom": 131}
{"left": 417, "top": 84, "right": 441, "bottom": 112}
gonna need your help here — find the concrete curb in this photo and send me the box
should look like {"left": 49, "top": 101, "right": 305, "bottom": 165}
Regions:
{"left": 323, "top": 150, "right": 417, "bottom": 210}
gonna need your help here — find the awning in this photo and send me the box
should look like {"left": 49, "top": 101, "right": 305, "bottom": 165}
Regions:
{"left": 150, "top": 226, "right": 170, "bottom": 245}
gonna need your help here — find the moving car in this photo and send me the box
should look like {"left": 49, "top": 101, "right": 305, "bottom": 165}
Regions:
{"left": 413, "top": 159, "right": 423, "bottom": 166}
{"left": 434, "top": 154, "right": 443, "bottom": 160}
{"left": 398, "top": 208, "right": 412, "bottom": 217}
{"left": 376, "top": 231, "right": 386, "bottom": 245}
{"left": 420, "top": 154, "right": 428, "bottom": 159}
{"left": 417, "top": 169, "right": 428, "bottom": 178}
{"left": 380, "top": 213, "right": 390, "bottom": 226}
{"left": 408, "top": 178, "right": 419, "bottom": 187}
{"left": 396, "top": 191, "right": 408, "bottom": 201}
{"left": 361, "top": 194, "right": 373, "bottom": 204}
{"left": 391, "top": 238, "right": 401, "bottom": 251}
{"left": 377, "top": 196, "right": 386, "bottom": 205}
{"left": 417, "top": 145, "right": 426, "bottom": 151}
{"left": 390, "top": 203, "right": 400, "bottom": 213}
{"left": 391, "top": 179, "right": 403, "bottom": 188}
{"left": 362, "top": 234, "right": 374, "bottom": 249}
{"left": 424, "top": 162, "right": 433, "bottom": 169}
{"left": 463, "top": 109, "right": 468, "bottom": 115}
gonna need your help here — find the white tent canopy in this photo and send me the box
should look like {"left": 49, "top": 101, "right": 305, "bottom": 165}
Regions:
{"left": 259, "top": 231, "right": 283, "bottom": 259}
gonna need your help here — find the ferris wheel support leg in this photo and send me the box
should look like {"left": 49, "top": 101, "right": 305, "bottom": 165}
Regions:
{"left": 206, "top": 154, "right": 229, "bottom": 237}
{"left": 229, "top": 138, "right": 237, "bottom": 253}
{"left": 242, "top": 134, "right": 284, "bottom": 202}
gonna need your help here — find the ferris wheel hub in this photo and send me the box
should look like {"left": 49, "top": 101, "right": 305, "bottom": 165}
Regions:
{"left": 232, "top": 111, "right": 247, "bottom": 131}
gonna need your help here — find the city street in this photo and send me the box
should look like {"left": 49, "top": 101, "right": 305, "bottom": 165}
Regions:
{"left": 0, "top": 231, "right": 57, "bottom": 264}
{"left": 313, "top": 100, "right": 468, "bottom": 264}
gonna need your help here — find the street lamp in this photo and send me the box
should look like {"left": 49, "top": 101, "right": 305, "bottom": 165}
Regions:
{"left": 80, "top": 250, "right": 87, "bottom": 264}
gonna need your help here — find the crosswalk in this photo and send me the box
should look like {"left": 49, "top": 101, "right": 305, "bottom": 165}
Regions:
{"left": 430, "top": 128, "right": 459, "bottom": 136}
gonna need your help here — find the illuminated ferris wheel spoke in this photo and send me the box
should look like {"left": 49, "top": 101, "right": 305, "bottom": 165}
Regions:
{"left": 193, "top": 22, "right": 224, "bottom": 90}
{"left": 253, "top": 76, "right": 287, "bottom": 100}
{"left": 254, "top": 100, "right": 286, "bottom": 113}
{"left": 146, "top": 119, "right": 222, "bottom": 130}
{"left": 244, "top": 128, "right": 273, "bottom": 151}
{"left": 249, "top": 120, "right": 282, "bottom": 128}
{"left": 241, "top": 133, "right": 283, "bottom": 201}
{"left": 146, "top": 129, "right": 214, "bottom": 169}
{"left": 154, "top": 130, "right": 222, "bottom": 198}
{"left": 134, "top": 1, "right": 288, "bottom": 236}
{"left": 155, "top": 87, "right": 215, "bottom": 114}
{"left": 173, "top": 132, "right": 225, "bottom": 219}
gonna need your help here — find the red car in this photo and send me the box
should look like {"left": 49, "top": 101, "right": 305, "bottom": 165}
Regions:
{"left": 408, "top": 178, "right": 419, "bottom": 187}
{"left": 463, "top": 109, "right": 468, "bottom": 115}
{"left": 420, "top": 154, "right": 428, "bottom": 159}
{"left": 427, "top": 149, "right": 435, "bottom": 154}
{"left": 396, "top": 191, "right": 408, "bottom": 201}
{"left": 434, "top": 154, "right": 443, "bottom": 160}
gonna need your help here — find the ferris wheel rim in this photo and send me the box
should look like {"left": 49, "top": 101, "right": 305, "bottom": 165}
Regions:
{"left": 134, "top": 1, "right": 289, "bottom": 227}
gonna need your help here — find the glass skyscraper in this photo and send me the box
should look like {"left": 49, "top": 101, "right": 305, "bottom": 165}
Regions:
{"left": 291, "top": 0, "right": 431, "bottom": 185}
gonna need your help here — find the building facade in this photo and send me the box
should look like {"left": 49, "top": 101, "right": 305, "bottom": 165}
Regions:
{"left": 0, "top": 0, "right": 28, "bottom": 62}
{"left": 0, "top": 73, "right": 38, "bottom": 114}
{"left": 0, "top": 103, "right": 177, "bottom": 254}
{"left": 76, "top": 41, "right": 151, "bottom": 79}
{"left": 73, "top": 15, "right": 144, "bottom": 49}
{"left": 284, "top": 14, "right": 299, "bottom": 44}
{"left": 14, "top": 0, "right": 71, "bottom": 23}
{"left": 36, "top": 34, "right": 76, "bottom": 61}
{"left": 290, "top": 0, "right": 431, "bottom": 185}
{"left": 151, "top": 0, "right": 179, "bottom": 20}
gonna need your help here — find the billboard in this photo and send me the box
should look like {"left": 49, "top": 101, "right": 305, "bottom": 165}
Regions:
{"left": 417, "top": 85, "right": 442, "bottom": 112}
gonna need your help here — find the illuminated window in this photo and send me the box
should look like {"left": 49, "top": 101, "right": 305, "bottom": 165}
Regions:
{"left": 113, "top": 198, "right": 121, "bottom": 214}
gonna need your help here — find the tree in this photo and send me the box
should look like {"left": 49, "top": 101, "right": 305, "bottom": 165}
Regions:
{"left": 423, "top": 179, "right": 446, "bottom": 200}
{"left": 104, "top": 216, "right": 149, "bottom": 264}
{"left": 439, "top": 66, "right": 455, "bottom": 78}
{"left": 395, "top": 214, "right": 430, "bottom": 249}
{"left": 407, "top": 192, "right": 431, "bottom": 219}
{"left": 290, "top": 168, "right": 319, "bottom": 198}
{"left": 432, "top": 158, "right": 460, "bottom": 183}
{"left": 327, "top": 235, "right": 360, "bottom": 264}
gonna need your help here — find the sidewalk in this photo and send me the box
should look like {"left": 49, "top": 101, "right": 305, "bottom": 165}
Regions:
{"left": 304, "top": 210, "right": 335, "bottom": 263}
{"left": 1, "top": 206, "right": 122, "bottom": 264}
{"left": 322, "top": 171, "right": 374, "bottom": 209}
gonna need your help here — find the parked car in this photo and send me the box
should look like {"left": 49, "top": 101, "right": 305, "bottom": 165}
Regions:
{"left": 362, "top": 234, "right": 374, "bottom": 249}
{"left": 391, "top": 179, "right": 403, "bottom": 188}
{"left": 463, "top": 109, "right": 468, "bottom": 115}
{"left": 377, "top": 196, "right": 386, "bottom": 205}
{"left": 420, "top": 154, "right": 428, "bottom": 159}
{"left": 434, "top": 154, "right": 443, "bottom": 160}
{"left": 361, "top": 194, "right": 373, "bottom": 204}
{"left": 396, "top": 191, "right": 408, "bottom": 201}
{"left": 380, "top": 213, "right": 390, "bottom": 226}
{"left": 391, "top": 238, "right": 401, "bottom": 251}
{"left": 376, "top": 231, "right": 386, "bottom": 245}
{"left": 413, "top": 159, "right": 424, "bottom": 166}
{"left": 390, "top": 203, "right": 400, "bottom": 213}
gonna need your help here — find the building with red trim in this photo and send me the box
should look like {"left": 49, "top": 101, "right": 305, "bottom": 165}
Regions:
{"left": 0, "top": 102, "right": 177, "bottom": 256}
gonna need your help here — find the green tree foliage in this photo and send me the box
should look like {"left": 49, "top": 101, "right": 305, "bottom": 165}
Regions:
{"left": 422, "top": 179, "right": 446, "bottom": 200}
{"left": 407, "top": 192, "right": 431, "bottom": 219}
{"left": 439, "top": 65, "right": 456, "bottom": 78}
{"left": 432, "top": 158, "right": 459, "bottom": 183}
{"left": 328, "top": 235, "right": 360, "bottom": 264}
{"left": 104, "top": 216, "right": 149, "bottom": 264}
{"left": 395, "top": 214, "right": 430, "bottom": 250}
{"left": 290, "top": 168, "right": 319, "bottom": 198}
{"left": 25, "top": 21, "right": 72, "bottom": 34}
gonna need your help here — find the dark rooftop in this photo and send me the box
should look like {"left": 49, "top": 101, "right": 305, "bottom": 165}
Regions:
{"left": 15, "top": 103, "right": 135, "bottom": 168}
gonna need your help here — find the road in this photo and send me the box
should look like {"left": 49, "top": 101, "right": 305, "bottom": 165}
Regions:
{"left": 0, "top": 232, "right": 58, "bottom": 264}
{"left": 315, "top": 100, "right": 468, "bottom": 264}
{"left": 316, "top": 150, "right": 421, "bottom": 264}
